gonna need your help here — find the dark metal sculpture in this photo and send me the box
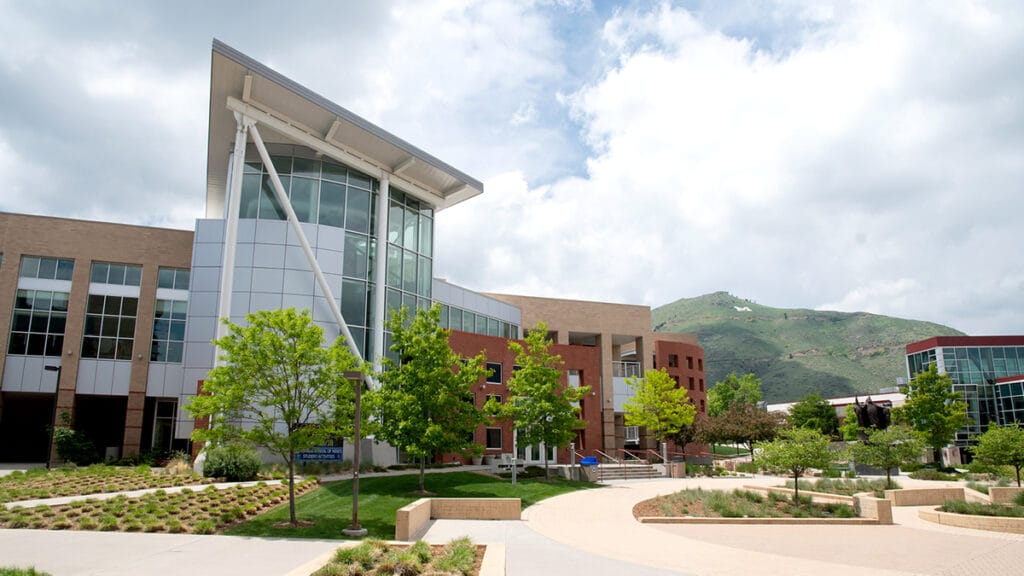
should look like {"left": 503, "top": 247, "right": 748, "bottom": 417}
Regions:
{"left": 853, "top": 396, "right": 890, "bottom": 440}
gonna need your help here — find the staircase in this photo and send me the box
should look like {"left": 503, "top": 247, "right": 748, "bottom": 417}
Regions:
{"left": 594, "top": 463, "right": 660, "bottom": 482}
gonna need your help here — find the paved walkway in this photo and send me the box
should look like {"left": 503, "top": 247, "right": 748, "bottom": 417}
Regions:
{"left": 2, "top": 471, "right": 1023, "bottom": 575}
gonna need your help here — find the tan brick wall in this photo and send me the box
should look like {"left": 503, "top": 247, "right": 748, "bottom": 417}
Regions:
{"left": 853, "top": 494, "right": 893, "bottom": 524}
{"left": 0, "top": 212, "right": 194, "bottom": 458}
{"left": 884, "top": 487, "right": 965, "bottom": 506}
{"left": 990, "top": 486, "right": 1024, "bottom": 504}
{"left": 919, "top": 509, "right": 1024, "bottom": 534}
{"left": 394, "top": 498, "right": 521, "bottom": 541}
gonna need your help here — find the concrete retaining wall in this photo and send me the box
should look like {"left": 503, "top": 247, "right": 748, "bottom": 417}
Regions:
{"left": 990, "top": 487, "right": 1024, "bottom": 504}
{"left": 853, "top": 493, "right": 893, "bottom": 524}
{"left": 885, "top": 487, "right": 965, "bottom": 506}
{"left": 395, "top": 498, "right": 521, "bottom": 541}
{"left": 919, "top": 509, "right": 1024, "bottom": 534}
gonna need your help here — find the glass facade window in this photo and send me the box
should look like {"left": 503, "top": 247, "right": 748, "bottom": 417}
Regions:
{"left": 8, "top": 289, "right": 68, "bottom": 356}
{"left": 20, "top": 256, "right": 74, "bottom": 280}
{"left": 151, "top": 300, "right": 187, "bottom": 363}
{"left": 158, "top": 268, "right": 190, "bottom": 290}
{"left": 90, "top": 262, "right": 142, "bottom": 286}
{"left": 81, "top": 295, "right": 138, "bottom": 360}
{"left": 486, "top": 362, "right": 502, "bottom": 384}
{"left": 383, "top": 189, "right": 433, "bottom": 318}
{"left": 436, "top": 304, "right": 520, "bottom": 340}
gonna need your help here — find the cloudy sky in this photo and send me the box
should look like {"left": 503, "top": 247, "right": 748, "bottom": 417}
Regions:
{"left": 1, "top": 1, "right": 1022, "bottom": 334}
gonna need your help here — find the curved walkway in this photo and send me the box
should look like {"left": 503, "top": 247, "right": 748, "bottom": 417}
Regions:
{"left": 521, "top": 476, "right": 1024, "bottom": 576}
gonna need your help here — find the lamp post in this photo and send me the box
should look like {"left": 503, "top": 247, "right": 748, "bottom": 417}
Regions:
{"left": 342, "top": 373, "right": 367, "bottom": 537}
{"left": 44, "top": 364, "right": 61, "bottom": 469}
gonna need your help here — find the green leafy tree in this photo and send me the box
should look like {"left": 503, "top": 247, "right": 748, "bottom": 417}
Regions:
{"left": 698, "top": 404, "right": 786, "bottom": 461}
{"left": 488, "top": 322, "right": 590, "bottom": 478}
{"left": 186, "top": 308, "right": 362, "bottom": 525}
{"left": 839, "top": 405, "right": 860, "bottom": 441}
{"left": 623, "top": 368, "right": 696, "bottom": 444}
{"left": 757, "top": 427, "right": 838, "bottom": 502}
{"left": 850, "top": 425, "right": 925, "bottom": 489}
{"left": 789, "top": 392, "right": 840, "bottom": 438}
{"left": 892, "top": 364, "right": 969, "bottom": 464}
{"left": 973, "top": 424, "right": 1024, "bottom": 487}
{"left": 707, "top": 372, "right": 762, "bottom": 417}
{"left": 371, "top": 305, "right": 487, "bottom": 492}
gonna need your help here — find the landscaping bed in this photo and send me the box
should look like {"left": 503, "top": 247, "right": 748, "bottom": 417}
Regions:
{"left": 227, "top": 471, "right": 596, "bottom": 540}
{"left": 0, "top": 480, "right": 316, "bottom": 534}
{"left": 632, "top": 488, "right": 857, "bottom": 519}
{"left": 312, "top": 537, "right": 481, "bottom": 576}
{"left": 0, "top": 465, "right": 204, "bottom": 504}
{"left": 786, "top": 477, "right": 897, "bottom": 498}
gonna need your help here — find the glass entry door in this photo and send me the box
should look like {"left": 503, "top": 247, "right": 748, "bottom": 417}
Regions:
{"left": 516, "top": 430, "right": 557, "bottom": 464}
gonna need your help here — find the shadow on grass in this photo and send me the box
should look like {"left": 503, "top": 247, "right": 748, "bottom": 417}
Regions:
{"left": 224, "top": 471, "right": 598, "bottom": 540}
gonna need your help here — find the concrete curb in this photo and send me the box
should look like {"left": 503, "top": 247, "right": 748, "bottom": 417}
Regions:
{"left": 638, "top": 516, "right": 879, "bottom": 525}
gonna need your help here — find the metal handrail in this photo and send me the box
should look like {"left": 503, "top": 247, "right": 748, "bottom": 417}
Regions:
{"left": 594, "top": 449, "right": 620, "bottom": 465}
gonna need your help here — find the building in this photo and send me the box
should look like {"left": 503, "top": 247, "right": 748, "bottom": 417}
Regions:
{"left": 0, "top": 41, "right": 704, "bottom": 466}
{"left": 767, "top": 391, "right": 905, "bottom": 420}
{"left": 905, "top": 336, "right": 1024, "bottom": 447}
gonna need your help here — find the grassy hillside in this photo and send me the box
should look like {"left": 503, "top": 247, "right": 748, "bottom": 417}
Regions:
{"left": 653, "top": 292, "right": 965, "bottom": 403}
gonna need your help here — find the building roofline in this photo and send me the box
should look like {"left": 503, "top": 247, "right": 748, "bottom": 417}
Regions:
{"left": 211, "top": 40, "right": 483, "bottom": 191}
{"left": 906, "top": 335, "right": 1024, "bottom": 354}
{"left": 0, "top": 211, "right": 194, "bottom": 236}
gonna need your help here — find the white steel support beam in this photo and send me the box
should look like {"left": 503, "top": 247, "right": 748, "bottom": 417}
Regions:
{"left": 248, "top": 124, "right": 368, "bottom": 369}
{"left": 372, "top": 175, "right": 390, "bottom": 376}
{"left": 214, "top": 113, "right": 253, "bottom": 361}
{"left": 225, "top": 97, "right": 452, "bottom": 210}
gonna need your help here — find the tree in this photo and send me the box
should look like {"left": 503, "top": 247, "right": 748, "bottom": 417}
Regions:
{"left": 371, "top": 305, "right": 487, "bottom": 493}
{"left": 839, "top": 404, "right": 860, "bottom": 441}
{"left": 892, "top": 364, "right": 969, "bottom": 464}
{"left": 850, "top": 425, "right": 925, "bottom": 489}
{"left": 757, "top": 427, "right": 837, "bottom": 503}
{"left": 973, "top": 424, "right": 1024, "bottom": 487}
{"left": 699, "top": 404, "right": 786, "bottom": 461}
{"left": 623, "top": 368, "right": 696, "bottom": 444}
{"left": 186, "top": 308, "right": 362, "bottom": 525}
{"left": 488, "top": 322, "right": 590, "bottom": 478}
{"left": 707, "top": 372, "right": 762, "bottom": 417}
{"left": 789, "top": 392, "right": 840, "bottom": 438}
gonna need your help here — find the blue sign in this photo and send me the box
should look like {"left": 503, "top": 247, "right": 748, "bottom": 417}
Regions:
{"left": 296, "top": 446, "right": 344, "bottom": 462}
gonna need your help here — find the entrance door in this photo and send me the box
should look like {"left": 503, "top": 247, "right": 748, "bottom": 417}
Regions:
{"left": 515, "top": 430, "right": 556, "bottom": 464}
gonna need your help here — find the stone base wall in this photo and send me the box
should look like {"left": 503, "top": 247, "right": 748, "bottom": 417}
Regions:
{"left": 395, "top": 498, "right": 521, "bottom": 541}
{"left": 885, "top": 488, "right": 964, "bottom": 506}
{"left": 919, "top": 509, "right": 1024, "bottom": 534}
{"left": 990, "top": 487, "right": 1024, "bottom": 504}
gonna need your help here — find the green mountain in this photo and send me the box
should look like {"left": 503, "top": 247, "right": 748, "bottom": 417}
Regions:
{"left": 652, "top": 292, "right": 965, "bottom": 403}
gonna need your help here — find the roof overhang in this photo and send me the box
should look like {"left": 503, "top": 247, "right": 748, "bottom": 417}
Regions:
{"left": 205, "top": 40, "right": 483, "bottom": 218}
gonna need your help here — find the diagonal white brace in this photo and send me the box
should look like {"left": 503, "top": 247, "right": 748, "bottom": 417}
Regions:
{"left": 248, "top": 123, "right": 370, "bottom": 375}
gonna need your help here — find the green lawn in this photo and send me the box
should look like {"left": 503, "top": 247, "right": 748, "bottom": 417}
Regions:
{"left": 225, "top": 471, "right": 597, "bottom": 539}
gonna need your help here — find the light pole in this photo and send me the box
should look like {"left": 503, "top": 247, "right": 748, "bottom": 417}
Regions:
{"left": 44, "top": 364, "right": 61, "bottom": 469}
{"left": 342, "top": 373, "right": 367, "bottom": 537}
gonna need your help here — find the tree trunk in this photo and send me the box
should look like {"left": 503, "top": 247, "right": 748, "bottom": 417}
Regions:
{"left": 885, "top": 466, "right": 892, "bottom": 490}
{"left": 792, "top": 470, "right": 800, "bottom": 504}
{"left": 543, "top": 445, "right": 549, "bottom": 479}
{"left": 1016, "top": 465, "right": 1021, "bottom": 488}
{"left": 288, "top": 448, "right": 297, "bottom": 525}
{"left": 419, "top": 457, "right": 426, "bottom": 492}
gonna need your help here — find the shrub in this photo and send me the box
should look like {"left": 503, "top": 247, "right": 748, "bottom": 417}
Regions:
{"left": 0, "top": 568, "right": 53, "bottom": 576}
{"left": 193, "top": 520, "right": 217, "bottom": 535}
{"left": 1015, "top": 491, "right": 1024, "bottom": 507}
{"left": 53, "top": 426, "right": 97, "bottom": 465}
{"left": 909, "top": 469, "right": 959, "bottom": 481}
{"left": 434, "top": 537, "right": 476, "bottom": 576}
{"left": 202, "top": 445, "right": 262, "bottom": 482}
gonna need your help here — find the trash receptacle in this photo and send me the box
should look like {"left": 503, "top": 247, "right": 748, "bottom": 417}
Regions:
{"left": 580, "top": 456, "right": 598, "bottom": 466}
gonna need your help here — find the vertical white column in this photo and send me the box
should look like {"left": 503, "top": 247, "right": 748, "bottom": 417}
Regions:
{"left": 214, "top": 112, "right": 252, "bottom": 361}
{"left": 371, "top": 175, "right": 390, "bottom": 378}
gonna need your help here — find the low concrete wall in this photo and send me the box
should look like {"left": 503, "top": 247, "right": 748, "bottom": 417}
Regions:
{"left": 919, "top": 509, "right": 1024, "bottom": 534}
{"left": 990, "top": 487, "right": 1024, "bottom": 504}
{"left": 639, "top": 517, "right": 879, "bottom": 525}
{"left": 885, "top": 487, "right": 965, "bottom": 506}
{"left": 853, "top": 493, "right": 893, "bottom": 524}
{"left": 395, "top": 498, "right": 521, "bottom": 541}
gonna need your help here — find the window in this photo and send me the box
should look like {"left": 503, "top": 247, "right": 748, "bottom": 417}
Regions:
{"left": 90, "top": 262, "right": 142, "bottom": 286}
{"left": 8, "top": 289, "right": 68, "bottom": 356}
{"left": 151, "top": 300, "right": 187, "bottom": 362}
{"left": 486, "top": 428, "right": 502, "bottom": 449}
{"left": 671, "top": 375, "right": 680, "bottom": 387}
{"left": 698, "top": 358, "right": 703, "bottom": 371}
{"left": 152, "top": 400, "right": 176, "bottom": 451}
{"left": 486, "top": 362, "right": 502, "bottom": 384}
{"left": 624, "top": 425, "right": 640, "bottom": 443}
{"left": 688, "top": 377, "right": 695, "bottom": 390}
{"left": 668, "top": 354, "right": 679, "bottom": 368}
{"left": 20, "top": 256, "right": 73, "bottom": 281}
{"left": 486, "top": 394, "right": 502, "bottom": 405}
{"left": 81, "top": 295, "right": 137, "bottom": 360}
{"left": 687, "top": 356, "right": 694, "bottom": 369}
{"left": 158, "top": 268, "right": 190, "bottom": 290}
{"left": 699, "top": 379, "right": 704, "bottom": 392}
